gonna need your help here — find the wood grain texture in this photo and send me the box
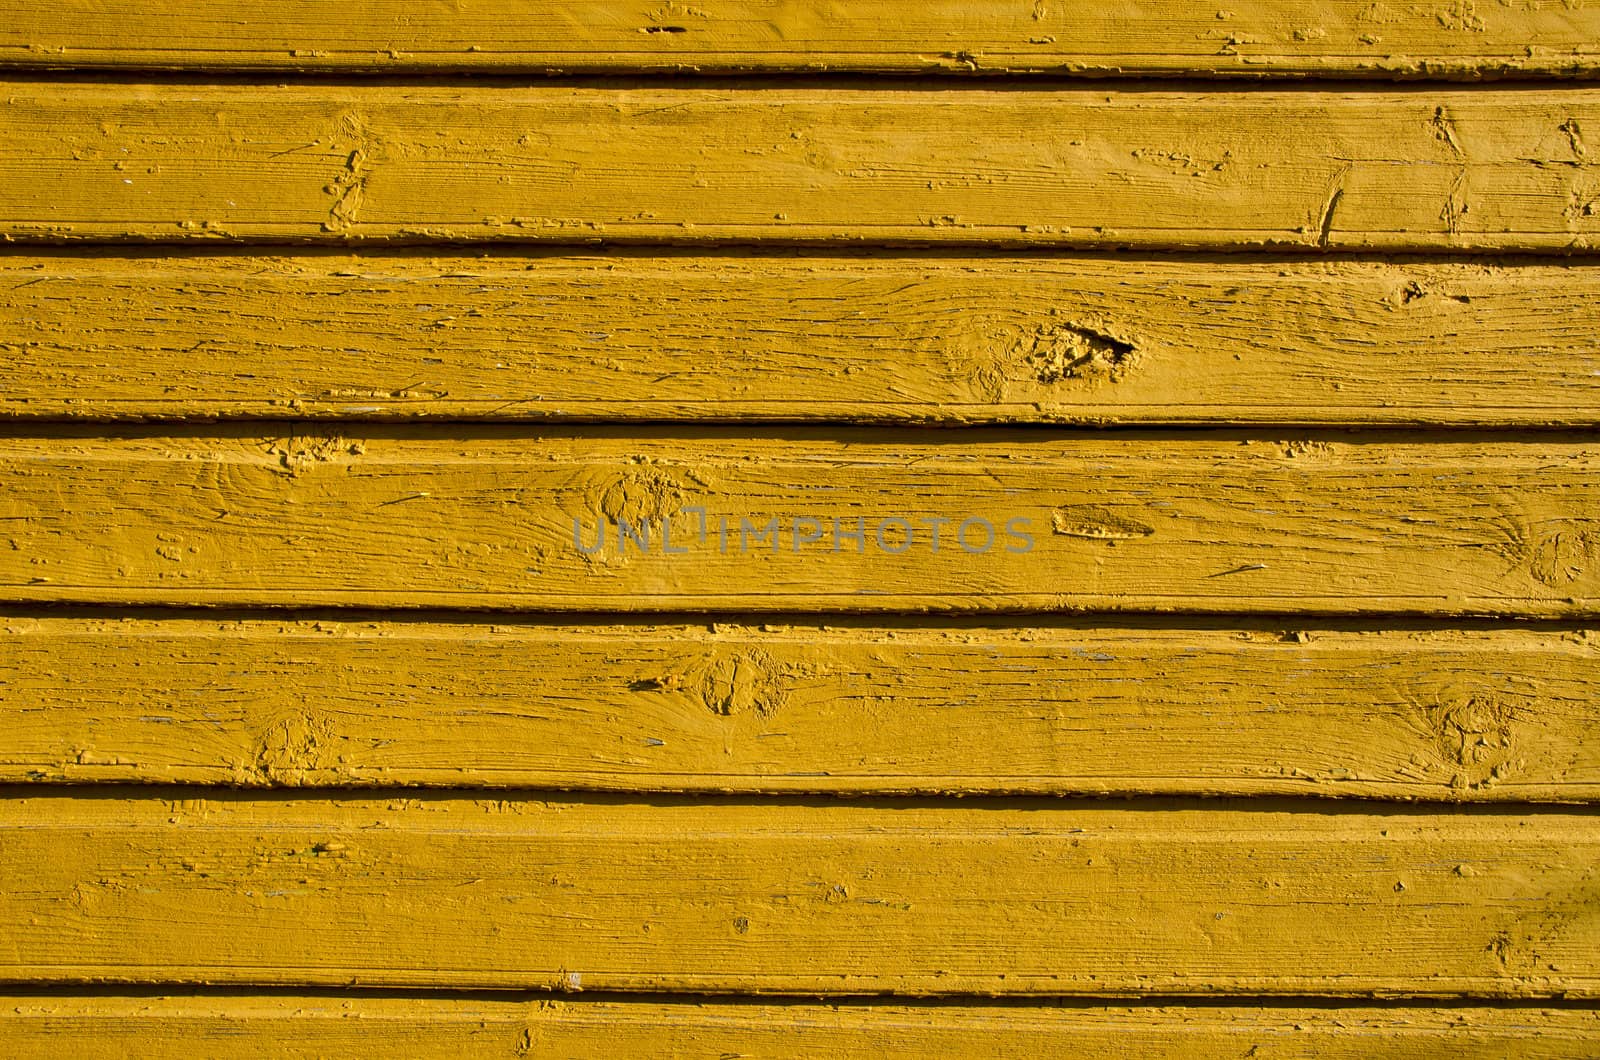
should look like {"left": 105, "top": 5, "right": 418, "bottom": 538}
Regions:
{"left": 1, "top": 429, "right": 1596, "bottom": 615}
{"left": 5, "top": 996, "right": 1599, "bottom": 1059}
{"left": 4, "top": 84, "right": 1600, "bottom": 251}
{"left": 2, "top": 794, "right": 1598, "bottom": 995}
{"left": 3, "top": 616, "right": 1597, "bottom": 800}
{"left": 6, "top": 254, "right": 1600, "bottom": 426}
{"left": 1, "top": 0, "right": 1598, "bottom": 79}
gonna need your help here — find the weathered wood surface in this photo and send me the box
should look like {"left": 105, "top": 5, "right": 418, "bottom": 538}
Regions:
{"left": 1, "top": 430, "right": 1596, "bottom": 615}
{"left": 1, "top": 0, "right": 1597, "bottom": 79}
{"left": 1, "top": 794, "right": 1597, "bottom": 995}
{"left": 4, "top": 85, "right": 1600, "bottom": 251}
{"left": 3, "top": 616, "right": 1596, "bottom": 800}
{"left": 5, "top": 254, "right": 1600, "bottom": 426}
{"left": 4, "top": 996, "right": 1598, "bottom": 1059}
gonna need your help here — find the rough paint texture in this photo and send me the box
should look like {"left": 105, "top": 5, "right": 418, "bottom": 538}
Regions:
{"left": 0, "top": 0, "right": 1597, "bottom": 79}
{"left": 0, "top": 430, "right": 1596, "bottom": 614}
{"left": 1, "top": 616, "right": 1597, "bottom": 801}
{"left": 2, "top": 86, "right": 1600, "bottom": 250}
{"left": 4, "top": 8, "right": 1600, "bottom": 1052}
{"left": 2, "top": 255, "right": 1599, "bottom": 425}
{"left": 2, "top": 793, "right": 1598, "bottom": 996}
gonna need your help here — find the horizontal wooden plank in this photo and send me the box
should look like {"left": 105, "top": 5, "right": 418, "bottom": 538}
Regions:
{"left": 2, "top": 794, "right": 1597, "bottom": 995}
{"left": 3, "top": 616, "right": 1597, "bottom": 800}
{"left": 3, "top": 85, "right": 1600, "bottom": 250}
{"left": 1, "top": 1, "right": 1598, "bottom": 79}
{"left": 6, "top": 254, "right": 1600, "bottom": 426}
{"left": 4, "top": 996, "right": 1598, "bottom": 1059}
{"left": 0, "top": 430, "right": 1596, "bottom": 615}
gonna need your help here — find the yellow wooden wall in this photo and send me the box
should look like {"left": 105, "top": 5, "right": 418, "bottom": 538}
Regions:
{"left": 2, "top": 3, "right": 1600, "bottom": 1055}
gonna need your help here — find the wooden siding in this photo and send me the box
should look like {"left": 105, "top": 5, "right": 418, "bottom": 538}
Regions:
{"left": 2, "top": 3, "right": 1599, "bottom": 1055}
{"left": 2, "top": 793, "right": 1598, "bottom": 996}
{"left": 2, "top": 616, "right": 1595, "bottom": 799}
{"left": 1, "top": 430, "right": 1596, "bottom": 615}
{"left": 3, "top": 255, "right": 1599, "bottom": 427}
{"left": 0, "top": 1, "right": 1597, "bottom": 79}
{"left": 5, "top": 998, "right": 1598, "bottom": 1059}
{"left": 2, "top": 85, "right": 1600, "bottom": 251}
